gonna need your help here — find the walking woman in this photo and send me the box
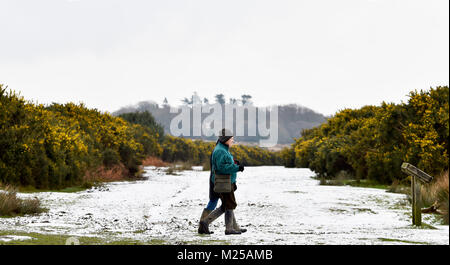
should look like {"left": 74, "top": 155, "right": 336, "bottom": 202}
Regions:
{"left": 198, "top": 128, "right": 246, "bottom": 235}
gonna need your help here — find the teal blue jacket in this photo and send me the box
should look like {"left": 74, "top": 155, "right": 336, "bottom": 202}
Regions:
{"left": 211, "top": 142, "right": 239, "bottom": 184}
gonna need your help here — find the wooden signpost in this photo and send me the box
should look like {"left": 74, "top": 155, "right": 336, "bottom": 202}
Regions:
{"left": 401, "top": 162, "right": 434, "bottom": 226}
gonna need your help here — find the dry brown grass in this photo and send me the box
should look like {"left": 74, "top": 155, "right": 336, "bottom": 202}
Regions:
{"left": 141, "top": 156, "right": 169, "bottom": 167}
{"left": 0, "top": 185, "right": 45, "bottom": 217}
{"left": 422, "top": 171, "right": 449, "bottom": 224}
{"left": 83, "top": 158, "right": 167, "bottom": 185}
{"left": 83, "top": 163, "right": 130, "bottom": 183}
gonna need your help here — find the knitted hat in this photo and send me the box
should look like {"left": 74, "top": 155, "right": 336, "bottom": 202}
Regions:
{"left": 218, "top": 128, "right": 233, "bottom": 145}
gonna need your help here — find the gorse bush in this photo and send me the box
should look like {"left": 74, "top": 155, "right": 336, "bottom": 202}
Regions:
{"left": 283, "top": 86, "right": 449, "bottom": 185}
{"left": 0, "top": 84, "right": 162, "bottom": 189}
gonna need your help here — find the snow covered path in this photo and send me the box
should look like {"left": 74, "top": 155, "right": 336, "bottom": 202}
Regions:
{"left": 1, "top": 166, "right": 448, "bottom": 244}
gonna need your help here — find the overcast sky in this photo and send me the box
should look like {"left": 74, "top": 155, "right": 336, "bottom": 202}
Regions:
{"left": 0, "top": 0, "right": 448, "bottom": 116}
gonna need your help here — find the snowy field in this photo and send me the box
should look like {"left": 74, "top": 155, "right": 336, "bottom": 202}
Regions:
{"left": 0, "top": 166, "right": 448, "bottom": 245}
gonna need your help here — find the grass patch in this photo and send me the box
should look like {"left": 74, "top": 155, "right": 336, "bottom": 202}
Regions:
{"left": 378, "top": 237, "right": 428, "bottom": 245}
{"left": 16, "top": 182, "right": 96, "bottom": 194}
{"left": 318, "top": 178, "right": 390, "bottom": 190}
{"left": 328, "top": 208, "right": 348, "bottom": 213}
{"left": 18, "top": 186, "right": 88, "bottom": 193}
{"left": 314, "top": 170, "right": 415, "bottom": 192}
{"left": 0, "top": 186, "right": 46, "bottom": 217}
{"left": 315, "top": 171, "right": 390, "bottom": 189}
{"left": 177, "top": 238, "right": 230, "bottom": 245}
{"left": 345, "top": 180, "right": 390, "bottom": 189}
{"left": 0, "top": 230, "right": 168, "bottom": 245}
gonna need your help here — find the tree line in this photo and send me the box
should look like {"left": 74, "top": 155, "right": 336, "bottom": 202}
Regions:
{"left": 160, "top": 135, "right": 282, "bottom": 168}
{"left": 114, "top": 92, "right": 326, "bottom": 144}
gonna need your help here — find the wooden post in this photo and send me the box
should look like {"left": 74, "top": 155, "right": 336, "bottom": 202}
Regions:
{"left": 411, "top": 175, "right": 415, "bottom": 225}
{"left": 413, "top": 176, "right": 422, "bottom": 226}
{"left": 401, "top": 163, "right": 433, "bottom": 227}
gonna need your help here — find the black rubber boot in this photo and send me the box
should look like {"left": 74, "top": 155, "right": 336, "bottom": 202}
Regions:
{"left": 198, "top": 220, "right": 211, "bottom": 234}
{"left": 225, "top": 210, "right": 241, "bottom": 235}
{"left": 199, "top": 208, "right": 225, "bottom": 234}
{"left": 198, "top": 209, "right": 211, "bottom": 234}
{"left": 232, "top": 213, "right": 247, "bottom": 233}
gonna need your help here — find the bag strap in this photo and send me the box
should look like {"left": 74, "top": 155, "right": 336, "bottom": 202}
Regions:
{"left": 210, "top": 150, "right": 216, "bottom": 179}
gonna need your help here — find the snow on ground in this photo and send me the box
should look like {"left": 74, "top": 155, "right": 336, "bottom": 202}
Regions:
{"left": 0, "top": 166, "right": 448, "bottom": 245}
{"left": 0, "top": 235, "right": 34, "bottom": 242}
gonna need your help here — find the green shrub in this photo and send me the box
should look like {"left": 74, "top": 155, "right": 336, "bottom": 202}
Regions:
{"left": 0, "top": 84, "right": 162, "bottom": 189}
{"left": 102, "top": 148, "right": 121, "bottom": 168}
{"left": 285, "top": 86, "right": 449, "bottom": 185}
